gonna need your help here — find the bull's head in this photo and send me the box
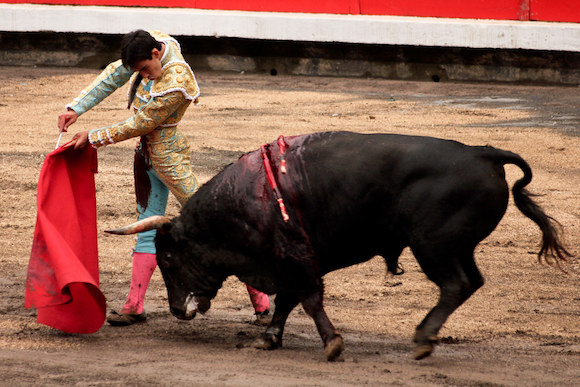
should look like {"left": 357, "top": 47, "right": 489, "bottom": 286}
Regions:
{"left": 105, "top": 216, "right": 212, "bottom": 320}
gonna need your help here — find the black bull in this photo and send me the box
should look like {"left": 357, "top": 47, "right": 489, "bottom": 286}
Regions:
{"left": 107, "top": 131, "right": 570, "bottom": 361}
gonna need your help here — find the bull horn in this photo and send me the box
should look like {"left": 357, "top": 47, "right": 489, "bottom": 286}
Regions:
{"left": 105, "top": 215, "right": 171, "bottom": 235}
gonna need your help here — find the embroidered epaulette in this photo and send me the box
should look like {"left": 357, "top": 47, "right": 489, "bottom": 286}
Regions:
{"left": 151, "top": 62, "right": 200, "bottom": 102}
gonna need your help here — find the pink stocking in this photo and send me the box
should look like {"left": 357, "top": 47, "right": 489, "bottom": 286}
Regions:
{"left": 245, "top": 284, "right": 270, "bottom": 313}
{"left": 121, "top": 252, "right": 157, "bottom": 314}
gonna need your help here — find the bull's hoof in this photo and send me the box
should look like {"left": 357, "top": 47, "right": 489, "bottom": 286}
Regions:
{"left": 413, "top": 334, "right": 438, "bottom": 360}
{"left": 252, "top": 334, "right": 282, "bottom": 350}
{"left": 325, "top": 335, "right": 345, "bottom": 361}
{"left": 413, "top": 343, "right": 434, "bottom": 360}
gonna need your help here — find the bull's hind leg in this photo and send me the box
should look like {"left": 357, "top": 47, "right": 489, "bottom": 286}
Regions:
{"left": 253, "top": 293, "right": 299, "bottom": 351}
{"left": 412, "top": 248, "right": 484, "bottom": 360}
{"left": 301, "top": 290, "right": 345, "bottom": 361}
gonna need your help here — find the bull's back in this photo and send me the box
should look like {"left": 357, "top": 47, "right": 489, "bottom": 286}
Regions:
{"left": 193, "top": 131, "right": 511, "bottom": 276}
{"left": 280, "top": 132, "right": 511, "bottom": 270}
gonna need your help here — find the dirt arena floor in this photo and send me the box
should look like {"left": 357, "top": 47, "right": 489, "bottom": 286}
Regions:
{"left": 0, "top": 66, "right": 579, "bottom": 386}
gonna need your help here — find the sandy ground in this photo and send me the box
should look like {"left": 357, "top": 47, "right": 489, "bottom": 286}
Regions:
{"left": 0, "top": 66, "right": 579, "bottom": 386}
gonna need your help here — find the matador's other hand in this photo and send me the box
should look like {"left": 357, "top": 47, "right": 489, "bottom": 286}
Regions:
{"left": 70, "top": 131, "right": 89, "bottom": 150}
{"left": 58, "top": 109, "right": 79, "bottom": 132}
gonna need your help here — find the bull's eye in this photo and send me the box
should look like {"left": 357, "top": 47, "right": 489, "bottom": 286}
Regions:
{"left": 158, "top": 253, "right": 171, "bottom": 269}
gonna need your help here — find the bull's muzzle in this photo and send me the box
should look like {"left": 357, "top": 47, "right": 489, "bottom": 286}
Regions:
{"left": 174, "top": 293, "right": 211, "bottom": 320}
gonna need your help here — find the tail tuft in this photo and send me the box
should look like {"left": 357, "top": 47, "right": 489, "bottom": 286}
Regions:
{"left": 487, "top": 147, "right": 573, "bottom": 272}
{"left": 512, "top": 183, "right": 573, "bottom": 272}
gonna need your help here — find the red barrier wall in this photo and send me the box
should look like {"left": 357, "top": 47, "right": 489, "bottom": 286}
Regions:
{"left": 360, "top": 0, "right": 531, "bottom": 21}
{"left": 2, "top": 0, "right": 578, "bottom": 22}
{"left": 531, "top": 0, "right": 579, "bottom": 23}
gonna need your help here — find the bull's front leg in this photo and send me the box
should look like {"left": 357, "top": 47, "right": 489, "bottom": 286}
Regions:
{"left": 301, "top": 291, "right": 344, "bottom": 361}
{"left": 253, "top": 293, "right": 299, "bottom": 351}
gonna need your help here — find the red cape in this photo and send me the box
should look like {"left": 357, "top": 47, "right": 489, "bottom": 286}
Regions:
{"left": 25, "top": 144, "right": 106, "bottom": 333}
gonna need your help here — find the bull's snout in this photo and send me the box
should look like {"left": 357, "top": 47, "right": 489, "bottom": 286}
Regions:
{"left": 171, "top": 305, "right": 196, "bottom": 320}
{"left": 170, "top": 293, "right": 211, "bottom": 320}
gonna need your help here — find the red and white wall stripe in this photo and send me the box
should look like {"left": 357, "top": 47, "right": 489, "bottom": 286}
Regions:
{"left": 0, "top": 1, "right": 578, "bottom": 51}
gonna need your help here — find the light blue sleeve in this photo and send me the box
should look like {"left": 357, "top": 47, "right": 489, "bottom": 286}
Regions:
{"left": 66, "top": 59, "right": 134, "bottom": 116}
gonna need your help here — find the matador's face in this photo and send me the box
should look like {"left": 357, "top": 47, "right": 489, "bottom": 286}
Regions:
{"left": 131, "top": 43, "right": 164, "bottom": 81}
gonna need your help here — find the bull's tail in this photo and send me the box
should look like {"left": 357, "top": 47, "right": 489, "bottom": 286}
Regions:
{"left": 487, "top": 148, "right": 573, "bottom": 270}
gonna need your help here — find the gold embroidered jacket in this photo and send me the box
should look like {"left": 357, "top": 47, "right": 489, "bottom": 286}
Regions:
{"left": 65, "top": 31, "right": 200, "bottom": 204}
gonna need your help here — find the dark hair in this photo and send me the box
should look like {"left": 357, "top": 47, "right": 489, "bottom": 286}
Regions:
{"left": 122, "top": 30, "right": 162, "bottom": 109}
{"left": 121, "top": 30, "right": 162, "bottom": 69}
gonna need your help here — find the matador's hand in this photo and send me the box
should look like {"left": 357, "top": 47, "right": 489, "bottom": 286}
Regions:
{"left": 70, "top": 131, "right": 89, "bottom": 150}
{"left": 58, "top": 109, "right": 79, "bottom": 132}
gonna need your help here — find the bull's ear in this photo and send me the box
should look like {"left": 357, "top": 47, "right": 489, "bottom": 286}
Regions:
{"left": 158, "top": 222, "right": 173, "bottom": 236}
{"left": 171, "top": 220, "right": 187, "bottom": 241}
{"left": 165, "top": 220, "right": 187, "bottom": 241}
